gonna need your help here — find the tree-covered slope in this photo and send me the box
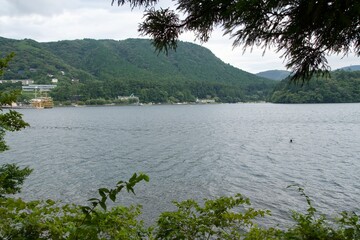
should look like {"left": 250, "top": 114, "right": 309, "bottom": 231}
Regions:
{"left": 0, "top": 37, "right": 276, "bottom": 103}
{"left": 270, "top": 71, "right": 360, "bottom": 103}
{"left": 0, "top": 37, "right": 96, "bottom": 83}
{"left": 42, "top": 38, "right": 266, "bottom": 86}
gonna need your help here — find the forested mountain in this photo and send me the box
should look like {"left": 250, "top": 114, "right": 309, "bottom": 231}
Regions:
{"left": 0, "top": 38, "right": 95, "bottom": 83}
{"left": 270, "top": 71, "right": 360, "bottom": 103}
{"left": 256, "top": 70, "right": 291, "bottom": 81}
{"left": 0, "top": 37, "right": 276, "bottom": 103}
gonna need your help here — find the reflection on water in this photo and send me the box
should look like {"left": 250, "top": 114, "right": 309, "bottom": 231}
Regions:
{"left": 2, "top": 103, "right": 360, "bottom": 226}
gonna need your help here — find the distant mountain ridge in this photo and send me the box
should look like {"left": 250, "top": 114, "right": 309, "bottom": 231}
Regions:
{"left": 256, "top": 70, "right": 291, "bottom": 81}
{"left": 256, "top": 65, "right": 360, "bottom": 81}
{"left": 335, "top": 65, "right": 360, "bottom": 72}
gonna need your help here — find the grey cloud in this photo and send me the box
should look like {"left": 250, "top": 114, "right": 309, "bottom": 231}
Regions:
{"left": 0, "top": 0, "right": 116, "bottom": 17}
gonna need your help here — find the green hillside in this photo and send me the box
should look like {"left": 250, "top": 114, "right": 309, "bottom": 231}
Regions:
{"left": 270, "top": 71, "right": 360, "bottom": 103}
{"left": 43, "top": 39, "right": 264, "bottom": 85}
{"left": 0, "top": 38, "right": 95, "bottom": 83}
{"left": 0, "top": 37, "right": 276, "bottom": 103}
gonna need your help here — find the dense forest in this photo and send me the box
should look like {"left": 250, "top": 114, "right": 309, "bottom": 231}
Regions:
{"left": 0, "top": 37, "right": 276, "bottom": 104}
{"left": 270, "top": 71, "right": 360, "bottom": 103}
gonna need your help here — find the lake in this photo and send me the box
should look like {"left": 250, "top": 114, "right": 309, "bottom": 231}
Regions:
{"left": 2, "top": 103, "right": 360, "bottom": 227}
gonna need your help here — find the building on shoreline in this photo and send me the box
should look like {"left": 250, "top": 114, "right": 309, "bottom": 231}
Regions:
{"left": 117, "top": 94, "right": 140, "bottom": 104}
{"left": 196, "top": 98, "right": 216, "bottom": 104}
{"left": 30, "top": 97, "right": 54, "bottom": 109}
{"left": 22, "top": 85, "right": 57, "bottom": 92}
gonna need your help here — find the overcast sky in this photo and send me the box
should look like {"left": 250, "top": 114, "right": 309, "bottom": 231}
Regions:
{"left": 1, "top": 0, "right": 358, "bottom": 74}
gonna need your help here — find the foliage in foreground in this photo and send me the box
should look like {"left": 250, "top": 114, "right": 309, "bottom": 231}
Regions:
{"left": 0, "top": 170, "right": 359, "bottom": 240}
{"left": 1, "top": 53, "right": 31, "bottom": 197}
{"left": 0, "top": 173, "right": 150, "bottom": 240}
{"left": 0, "top": 164, "right": 32, "bottom": 198}
{"left": 0, "top": 85, "right": 32, "bottom": 225}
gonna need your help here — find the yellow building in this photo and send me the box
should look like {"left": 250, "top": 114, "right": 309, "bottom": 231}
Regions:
{"left": 30, "top": 97, "right": 54, "bottom": 109}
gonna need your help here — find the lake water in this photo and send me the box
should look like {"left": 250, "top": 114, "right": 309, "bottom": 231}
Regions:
{"left": 2, "top": 103, "right": 360, "bottom": 227}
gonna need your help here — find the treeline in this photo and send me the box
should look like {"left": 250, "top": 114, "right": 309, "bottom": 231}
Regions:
{"left": 50, "top": 78, "right": 272, "bottom": 104}
{"left": 0, "top": 81, "right": 22, "bottom": 92}
{"left": 270, "top": 71, "right": 360, "bottom": 103}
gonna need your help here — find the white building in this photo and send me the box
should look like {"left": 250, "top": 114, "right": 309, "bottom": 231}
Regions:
{"left": 0, "top": 79, "right": 34, "bottom": 85}
{"left": 22, "top": 85, "right": 57, "bottom": 92}
{"left": 196, "top": 98, "right": 216, "bottom": 104}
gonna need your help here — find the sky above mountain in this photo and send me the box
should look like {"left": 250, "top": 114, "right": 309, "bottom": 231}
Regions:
{"left": 0, "top": 0, "right": 358, "bottom": 74}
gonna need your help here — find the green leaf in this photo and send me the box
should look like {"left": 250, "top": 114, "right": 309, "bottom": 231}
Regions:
{"left": 98, "top": 187, "right": 109, "bottom": 193}
{"left": 143, "top": 174, "right": 150, "bottom": 182}
{"left": 81, "top": 206, "right": 91, "bottom": 215}
{"left": 109, "top": 191, "right": 116, "bottom": 202}
{"left": 129, "top": 173, "right": 138, "bottom": 183}
{"left": 99, "top": 201, "right": 107, "bottom": 211}
{"left": 87, "top": 198, "right": 99, "bottom": 202}
{"left": 98, "top": 188, "right": 109, "bottom": 198}
{"left": 126, "top": 185, "right": 135, "bottom": 195}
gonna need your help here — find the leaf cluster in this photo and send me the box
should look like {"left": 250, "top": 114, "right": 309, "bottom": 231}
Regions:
{"left": 0, "top": 92, "right": 30, "bottom": 152}
{"left": 0, "top": 198, "right": 148, "bottom": 240}
{"left": 0, "top": 55, "right": 31, "bottom": 215}
{"left": 155, "top": 194, "right": 272, "bottom": 239}
{"left": 0, "top": 164, "right": 32, "bottom": 198}
{"left": 282, "top": 186, "right": 360, "bottom": 240}
{"left": 112, "top": 0, "right": 158, "bottom": 8}
{"left": 81, "top": 173, "right": 149, "bottom": 217}
{"left": 0, "top": 53, "right": 29, "bottom": 152}
{"left": 0, "top": 53, "right": 15, "bottom": 76}
{"left": 0, "top": 173, "right": 359, "bottom": 239}
{"left": 0, "top": 173, "right": 150, "bottom": 240}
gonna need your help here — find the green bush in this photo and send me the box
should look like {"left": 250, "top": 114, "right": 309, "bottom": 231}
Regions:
{"left": 0, "top": 173, "right": 358, "bottom": 239}
{"left": 0, "top": 164, "right": 32, "bottom": 198}
{"left": 0, "top": 172, "right": 151, "bottom": 240}
{"left": 0, "top": 198, "right": 148, "bottom": 240}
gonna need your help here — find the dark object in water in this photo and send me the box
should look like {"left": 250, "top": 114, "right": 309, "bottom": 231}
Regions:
{"left": 290, "top": 139, "right": 293, "bottom": 143}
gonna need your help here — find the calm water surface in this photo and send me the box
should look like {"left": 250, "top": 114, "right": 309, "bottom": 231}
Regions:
{"left": 2, "top": 103, "right": 360, "bottom": 227}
